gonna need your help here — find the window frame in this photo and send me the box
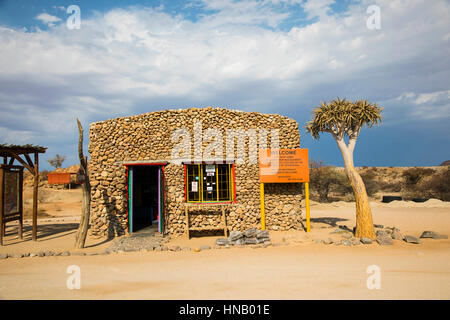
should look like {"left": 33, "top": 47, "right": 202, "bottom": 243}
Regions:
{"left": 184, "top": 163, "right": 236, "bottom": 203}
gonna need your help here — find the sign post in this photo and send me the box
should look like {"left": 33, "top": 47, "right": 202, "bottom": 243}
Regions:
{"left": 260, "top": 183, "right": 265, "bottom": 230}
{"left": 259, "top": 149, "right": 310, "bottom": 232}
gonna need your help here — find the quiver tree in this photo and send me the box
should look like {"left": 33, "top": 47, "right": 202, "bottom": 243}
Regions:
{"left": 306, "top": 98, "right": 383, "bottom": 239}
{"left": 74, "top": 118, "right": 91, "bottom": 249}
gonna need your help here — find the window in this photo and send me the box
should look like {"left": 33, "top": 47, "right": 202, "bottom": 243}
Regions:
{"left": 185, "top": 163, "right": 235, "bottom": 202}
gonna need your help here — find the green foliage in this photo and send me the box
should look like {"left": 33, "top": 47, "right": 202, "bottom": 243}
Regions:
{"left": 47, "top": 154, "right": 66, "bottom": 169}
{"left": 305, "top": 98, "right": 383, "bottom": 140}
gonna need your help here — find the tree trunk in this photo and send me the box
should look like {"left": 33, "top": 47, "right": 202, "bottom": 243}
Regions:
{"left": 74, "top": 119, "right": 91, "bottom": 249}
{"left": 336, "top": 138, "right": 376, "bottom": 239}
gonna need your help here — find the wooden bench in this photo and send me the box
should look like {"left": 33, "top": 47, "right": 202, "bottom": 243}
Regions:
{"left": 184, "top": 203, "right": 229, "bottom": 239}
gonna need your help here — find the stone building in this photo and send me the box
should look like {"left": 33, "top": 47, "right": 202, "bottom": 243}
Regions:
{"left": 88, "top": 107, "right": 303, "bottom": 238}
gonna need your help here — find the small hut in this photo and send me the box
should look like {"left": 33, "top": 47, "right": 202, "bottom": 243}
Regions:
{"left": 0, "top": 144, "right": 47, "bottom": 245}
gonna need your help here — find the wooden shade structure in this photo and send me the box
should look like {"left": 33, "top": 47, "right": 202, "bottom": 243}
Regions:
{"left": 0, "top": 144, "right": 47, "bottom": 245}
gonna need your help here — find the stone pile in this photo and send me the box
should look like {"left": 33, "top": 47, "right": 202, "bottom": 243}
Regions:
{"left": 314, "top": 224, "right": 449, "bottom": 247}
{"left": 215, "top": 228, "right": 272, "bottom": 248}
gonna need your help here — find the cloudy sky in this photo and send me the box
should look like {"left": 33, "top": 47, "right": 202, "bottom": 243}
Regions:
{"left": 0, "top": 0, "right": 449, "bottom": 170}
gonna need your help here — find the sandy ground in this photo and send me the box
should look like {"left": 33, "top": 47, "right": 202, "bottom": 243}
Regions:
{"left": 0, "top": 192, "right": 449, "bottom": 299}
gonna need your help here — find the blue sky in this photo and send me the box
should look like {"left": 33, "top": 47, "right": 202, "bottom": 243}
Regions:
{"left": 0, "top": 0, "right": 449, "bottom": 170}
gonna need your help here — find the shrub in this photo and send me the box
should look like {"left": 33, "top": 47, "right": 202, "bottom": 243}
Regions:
{"left": 309, "top": 160, "right": 348, "bottom": 202}
{"left": 420, "top": 168, "right": 450, "bottom": 201}
{"left": 402, "top": 167, "right": 435, "bottom": 186}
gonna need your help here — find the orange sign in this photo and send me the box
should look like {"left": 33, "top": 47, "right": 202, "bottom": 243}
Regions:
{"left": 48, "top": 173, "right": 71, "bottom": 184}
{"left": 259, "top": 149, "right": 309, "bottom": 183}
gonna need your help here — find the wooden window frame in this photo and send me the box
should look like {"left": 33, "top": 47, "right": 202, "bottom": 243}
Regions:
{"left": 184, "top": 163, "right": 236, "bottom": 204}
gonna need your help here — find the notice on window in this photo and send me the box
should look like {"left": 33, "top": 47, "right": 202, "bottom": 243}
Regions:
{"left": 207, "top": 172, "right": 215, "bottom": 176}
{"left": 191, "top": 182, "right": 198, "bottom": 192}
{"left": 207, "top": 186, "right": 213, "bottom": 191}
{"left": 205, "top": 164, "right": 215, "bottom": 173}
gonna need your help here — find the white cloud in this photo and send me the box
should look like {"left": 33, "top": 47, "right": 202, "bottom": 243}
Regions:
{"left": 1, "top": 0, "right": 450, "bottom": 165}
{"left": 35, "top": 13, "right": 62, "bottom": 26}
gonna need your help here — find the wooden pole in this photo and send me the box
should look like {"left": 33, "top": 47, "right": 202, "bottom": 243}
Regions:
{"left": 305, "top": 182, "right": 310, "bottom": 232}
{"left": 32, "top": 152, "right": 39, "bottom": 241}
{"left": 260, "top": 182, "right": 265, "bottom": 230}
{"left": 18, "top": 168, "right": 23, "bottom": 239}
{"left": 0, "top": 167, "right": 4, "bottom": 246}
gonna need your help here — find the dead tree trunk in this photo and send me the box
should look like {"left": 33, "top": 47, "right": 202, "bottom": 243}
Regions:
{"left": 74, "top": 118, "right": 91, "bottom": 249}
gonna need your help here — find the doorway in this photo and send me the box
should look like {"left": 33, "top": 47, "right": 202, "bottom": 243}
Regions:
{"left": 127, "top": 165, "right": 164, "bottom": 234}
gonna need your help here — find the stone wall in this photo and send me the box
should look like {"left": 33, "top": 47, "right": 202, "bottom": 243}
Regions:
{"left": 88, "top": 107, "right": 303, "bottom": 238}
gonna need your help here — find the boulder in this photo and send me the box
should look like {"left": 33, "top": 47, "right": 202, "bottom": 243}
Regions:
{"left": 341, "top": 240, "right": 351, "bottom": 246}
{"left": 391, "top": 229, "right": 403, "bottom": 240}
{"left": 244, "top": 228, "right": 257, "bottom": 238}
{"left": 216, "top": 238, "right": 229, "bottom": 246}
{"left": 404, "top": 235, "right": 421, "bottom": 244}
{"left": 376, "top": 236, "right": 393, "bottom": 245}
{"left": 229, "top": 231, "right": 243, "bottom": 241}
{"left": 256, "top": 230, "right": 270, "bottom": 239}
{"left": 376, "top": 230, "right": 388, "bottom": 237}
{"left": 420, "top": 231, "right": 448, "bottom": 239}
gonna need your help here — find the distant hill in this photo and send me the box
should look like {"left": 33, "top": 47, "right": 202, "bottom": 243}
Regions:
{"left": 440, "top": 160, "right": 450, "bottom": 166}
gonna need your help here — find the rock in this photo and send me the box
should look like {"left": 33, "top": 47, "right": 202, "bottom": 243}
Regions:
{"left": 62, "top": 251, "right": 70, "bottom": 256}
{"left": 232, "top": 239, "right": 245, "bottom": 246}
{"left": 72, "top": 252, "right": 86, "bottom": 256}
{"left": 376, "top": 230, "right": 388, "bottom": 237}
{"left": 193, "top": 248, "right": 201, "bottom": 253}
{"left": 256, "top": 230, "right": 270, "bottom": 239}
{"left": 200, "top": 245, "right": 211, "bottom": 251}
{"left": 182, "top": 247, "right": 191, "bottom": 251}
{"left": 341, "top": 239, "right": 352, "bottom": 246}
{"left": 169, "top": 245, "right": 181, "bottom": 251}
{"left": 245, "top": 238, "right": 257, "bottom": 245}
{"left": 314, "top": 239, "right": 323, "bottom": 244}
{"left": 391, "top": 229, "right": 403, "bottom": 240}
{"left": 38, "top": 251, "right": 45, "bottom": 257}
{"left": 0, "top": 253, "right": 8, "bottom": 259}
{"left": 23, "top": 253, "right": 30, "bottom": 257}
{"left": 244, "top": 228, "right": 257, "bottom": 238}
{"left": 351, "top": 239, "right": 361, "bottom": 246}
{"left": 30, "top": 253, "right": 38, "bottom": 258}
{"left": 324, "top": 238, "right": 333, "bottom": 245}
{"left": 215, "top": 238, "right": 229, "bottom": 246}
{"left": 44, "top": 251, "right": 54, "bottom": 257}
{"left": 420, "top": 231, "right": 447, "bottom": 239}
{"left": 374, "top": 224, "right": 384, "bottom": 228}
{"left": 360, "top": 237, "right": 373, "bottom": 244}
{"left": 229, "top": 231, "right": 243, "bottom": 241}
{"left": 341, "top": 233, "right": 352, "bottom": 239}
{"left": 330, "top": 229, "right": 347, "bottom": 234}
{"left": 376, "top": 236, "right": 393, "bottom": 245}
{"left": 404, "top": 235, "right": 421, "bottom": 244}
